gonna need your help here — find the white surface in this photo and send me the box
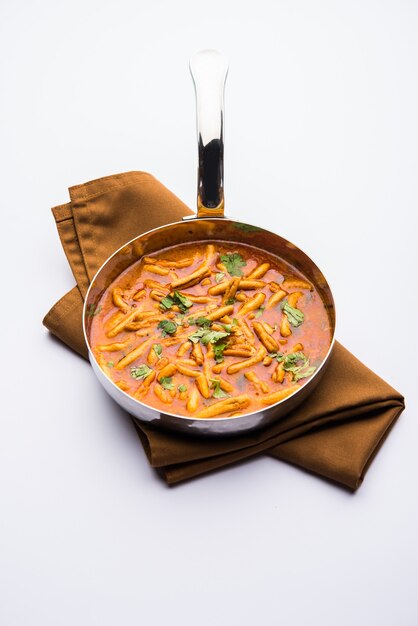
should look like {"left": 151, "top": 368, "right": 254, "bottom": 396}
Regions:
{"left": 1, "top": 1, "right": 417, "bottom": 624}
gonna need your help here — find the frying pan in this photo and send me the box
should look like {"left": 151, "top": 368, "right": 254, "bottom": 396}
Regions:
{"left": 83, "top": 50, "right": 336, "bottom": 436}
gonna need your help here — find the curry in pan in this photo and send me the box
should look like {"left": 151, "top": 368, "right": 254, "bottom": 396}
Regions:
{"left": 90, "top": 242, "right": 332, "bottom": 418}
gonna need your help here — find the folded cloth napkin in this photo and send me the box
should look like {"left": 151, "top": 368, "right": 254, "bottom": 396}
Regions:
{"left": 43, "top": 172, "right": 405, "bottom": 489}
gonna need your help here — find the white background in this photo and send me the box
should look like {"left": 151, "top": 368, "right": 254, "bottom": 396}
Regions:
{"left": 1, "top": 1, "right": 417, "bottom": 624}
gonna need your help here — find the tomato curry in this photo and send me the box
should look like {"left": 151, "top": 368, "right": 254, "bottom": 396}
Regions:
{"left": 90, "top": 242, "right": 332, "bottom": 419}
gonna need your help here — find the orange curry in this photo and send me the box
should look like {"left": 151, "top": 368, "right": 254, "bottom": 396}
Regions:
{"left": 90, "top": 242, "right": 332, "bottom": 418}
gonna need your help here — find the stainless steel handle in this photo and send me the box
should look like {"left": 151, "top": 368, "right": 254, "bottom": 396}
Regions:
{"left": 189, "top": 50, "right": 229, "bottom": 218}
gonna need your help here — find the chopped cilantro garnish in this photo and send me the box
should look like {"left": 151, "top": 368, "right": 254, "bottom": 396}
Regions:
{"left": 187, "top": 328, "right": 206, "bottom": 344}
{"left": 254, "top": 305, "right": 265, "bottom": 319}
{"left": 194, "top": 317, "right": 212, "bottom": 328}
{"left": 178, "top": 384, "right": 187, "bottom": 393}
{"left": 190, "top": 329, "right": 229, "bottom": 345}
{"left": 218, "top": 318, "right": 238, "bottom": 332}
{"left": 158, "top": 319, "right": 177, "bottom": 336}
{"left": 215, "top": 272, "right": 225, "bottom": 283}
{"left": 106, "top": 361, "right": 114, "bottom": 368}
{"left": 153, "top": 343, "right": 162, "bottom": 359}
{"left": 293, "top": 365, "right": 317, "bottom": 382}
{"left": 270, "top": 351, "right": 316, "bottom": 382}
{"left": 280, "top": 301, "right": 305, "bottom": 327}
{"left": 130, "top": 364, "right": 153, "bottom": 380}
{"left": 210, "top": 379, "right": 229, "bottom": 399}
{"left": 281, "top": 351, "right": 307, "bottom": 369}
{"left": 173, "top": 291, "right": 193, "bottom": 311}
{"left": 160, "top": 295, "right": 175, "bottom": 310}
{"left": 203, "top": 331, "right": 229, "bottom": 345}
{"left": 220, "top": 253, "right": 247, "bottom": 277}
{"left": 213, "top": 342, "right": 227, "bottom": 363}
{"left": 175, "top": 313, "right": 186, "bottom": 325}
{"left": 160, "top": 291, "right": 193, "bottom": 312}
{"left": 159, "top": 376, "right": 175, "bottom": 390}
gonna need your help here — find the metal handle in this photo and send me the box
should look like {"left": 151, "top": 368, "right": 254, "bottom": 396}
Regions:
{"left": 189, "top": 50, "right": 229, "bottom": 218}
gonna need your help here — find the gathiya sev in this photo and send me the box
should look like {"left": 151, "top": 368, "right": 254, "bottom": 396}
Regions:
{"left": 90, "top": 241, "right": 332, "bottom": 419}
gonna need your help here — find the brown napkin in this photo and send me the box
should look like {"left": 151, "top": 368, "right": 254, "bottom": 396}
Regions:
{"left": 43, "top": 171, "right": 405, "bottom": 489}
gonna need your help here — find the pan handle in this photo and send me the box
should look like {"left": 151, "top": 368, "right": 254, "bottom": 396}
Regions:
{"left": 189, "top": 50, "right": 229, "bottom": 218}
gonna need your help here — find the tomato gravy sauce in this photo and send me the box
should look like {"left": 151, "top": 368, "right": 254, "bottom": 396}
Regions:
{"left": 90, "top": 241, "right": 332, "bottom": 418}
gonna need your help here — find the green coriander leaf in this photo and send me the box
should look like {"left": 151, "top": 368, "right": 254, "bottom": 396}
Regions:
{"left": 281, "top": 351, "right": 307, "bottom": 371}
{"left": 160, "top": 292, "right": 193, "bottom": 313}
{"left": 87, "top": 303, "right": 102, "bottom": 317}
{"left": 153, "top": 343, "right": 162, "bottom": 359}
{"left": 220, "top": 253, "right": 247, "bottom": 277}
{"left": 294, "top": 365, "right": 317, "bottom": 382}
{"left": 159, "top": 376, "right": 175, "bottom": 390}
{"left": 213, "top": 342, "right": 227, "bottom": 363}
{"left": 279, "top": 351, "right": 316, "bottom": 381}
{"left": 225, "top": 298, "right": 236, "bottom": 305}
{"left": 200, "top": 330, "right": 229, "bottom": 345}
{"left": 281, "top": 301, "right": 305, "bottom": 327}
{"left": 219, "top": 319, "right": 238, "bottom": 332}
{"left": 188, "top": 328, "right": 229, "bottom": 345}
{"left": 215, "top": 272, "right": 225, "bottom": 283}
{"left": 160, "top": 295, "right": 175, "bottom": 310}
{"left": 254, "top": 305, "right": 265, "bottom": 319}
{"left": 130, "top": 364, "right": 153, "bottom": 380}
{"left": 210, "top": 379, "right": 229, "bottom": 399}
{"left": 178, "top": 384, "right": 187, "bottom": 393}
{"left": 173, "top": 291, "right": 193, "bottom": 311}
{"left": 188, "top": 328, "right": 207, "bottom": 344}
{"left": 194, "top": 317, "right": 212, "bottom": 328}
{"left": 158, "top": 319, "right": 177, "bottom": 337}
{"left": 106, "top": 361, "right": 114, "bottom": 368}
{"left": 269, "top": 352, "right": 284, "bottom": 362}
{"left": 283, "top": 351, "right": 307, "bottom": 368}
{"left": 175, "top": 313, "right": 186, "bottom": 325}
